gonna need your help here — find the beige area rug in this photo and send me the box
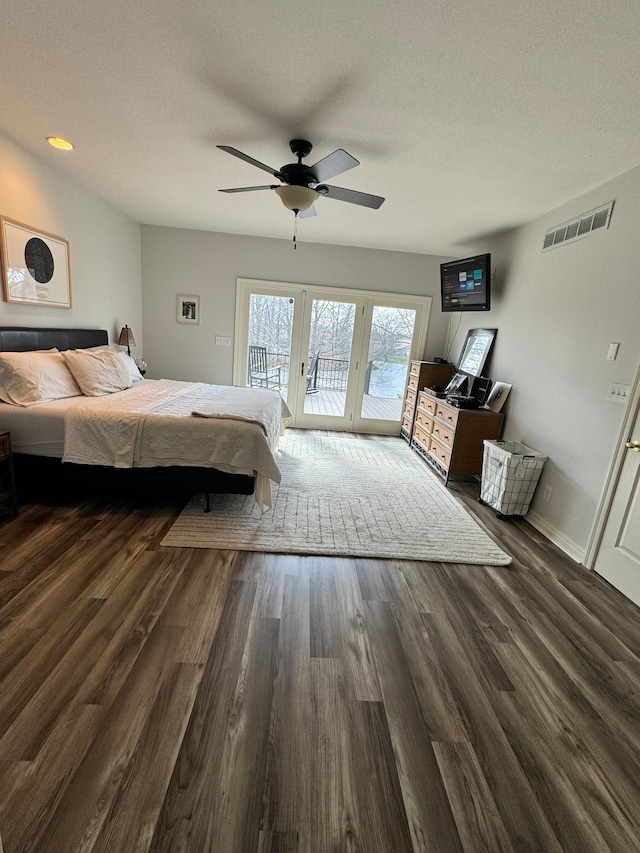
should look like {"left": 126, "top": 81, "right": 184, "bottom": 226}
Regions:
{"left": 161, "top": 434, "right": 511, "bottom": 565}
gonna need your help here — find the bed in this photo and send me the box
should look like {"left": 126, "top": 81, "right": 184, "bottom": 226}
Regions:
{"left": 0, "top": 326, "right": 291, "bottom": 509}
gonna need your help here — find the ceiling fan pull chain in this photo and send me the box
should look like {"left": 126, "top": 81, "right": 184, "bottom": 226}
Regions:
{"left": 293, "top": 210, "right": 299, "bottom": 250}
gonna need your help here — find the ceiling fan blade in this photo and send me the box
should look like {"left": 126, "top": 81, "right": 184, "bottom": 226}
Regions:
{"left": 298, "top": 204, "right": 317, "bottom": 218}
{"left": 219, "top": 185, "right": 279, "bottom": 193}
{"left": 310, "top": 149, "right": 359, "bottom": 183}
{"left": 217, "top": 145, "right": 282, "bottom": 178}
{"left": 319, "top": 184, "right": 385, "bottom": 209}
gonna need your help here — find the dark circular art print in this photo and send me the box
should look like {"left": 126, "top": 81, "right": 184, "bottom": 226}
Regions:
{"left": 24, "top": 237, "right": 55, "bottom": 283}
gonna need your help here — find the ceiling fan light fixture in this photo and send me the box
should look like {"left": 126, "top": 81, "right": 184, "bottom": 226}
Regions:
{"left": 275, "top": 185, "right": 319, "bottom": 212}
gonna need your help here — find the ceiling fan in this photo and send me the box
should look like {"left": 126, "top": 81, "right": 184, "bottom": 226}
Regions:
{"left": 217, "top": 139, "right": 385, "bottom": 220}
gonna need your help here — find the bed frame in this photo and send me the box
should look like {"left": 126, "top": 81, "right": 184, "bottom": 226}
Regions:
{"left": 0, "top": 326, "right": 255, "bottom": 502}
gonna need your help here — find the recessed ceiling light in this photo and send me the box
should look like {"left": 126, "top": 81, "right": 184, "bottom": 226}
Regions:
{"left": 46, "top": 136, "right": 74, "bottom": 151}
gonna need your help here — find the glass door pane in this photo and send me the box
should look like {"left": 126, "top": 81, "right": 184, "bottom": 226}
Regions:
{"left": 360, "top": 306, "right": 416, "bottom": 421}
{"left": 303, "top": 298, "right": 356, "bottom": 418}
{"left": 247, "top": 294, "right": 293, "bottom": 397}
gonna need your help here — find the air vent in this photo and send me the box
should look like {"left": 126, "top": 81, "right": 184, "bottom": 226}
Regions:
{"left": 542, "top": 201, "right": 614, "bottom": 252}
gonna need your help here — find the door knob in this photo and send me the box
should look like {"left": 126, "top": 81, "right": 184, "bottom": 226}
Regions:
{"left": 625, "top": 440, "right": 640, "bottom": 451}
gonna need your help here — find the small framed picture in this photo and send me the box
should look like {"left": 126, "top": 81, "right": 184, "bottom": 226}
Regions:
{"left": 444, "top": 372, "right": 469, "bottom": 395}
{"left": 177, "top": 294, "right": 200, "bottom": 324}
{"left": 0, "top": 217, "right": 72, "bottom": 308}
{"left": 486, "top": 381, "right": 512, "bottom": 412}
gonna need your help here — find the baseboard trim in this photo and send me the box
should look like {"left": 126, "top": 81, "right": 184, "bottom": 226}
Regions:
{"left": 525, "top": 509, "right": 586, "bottom": 565}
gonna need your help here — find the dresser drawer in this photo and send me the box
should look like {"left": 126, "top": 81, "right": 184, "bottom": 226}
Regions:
{"left": 431, "top": 419, "right": 455, "bottom": 448}
{"left": 407, "top": 373, "right": 422, "bottom": 392}
{"left": 435, "top": 403, "right": 459, "bottom": 427}
{"left": 401, "top": 415, "right": 414, "bottom": 436}
{"left": 417, "top": 391, "right": 438, "bottom": 417}
{"left": 428, "top": 436, "right": 452, "bottom": 470}
{"left": 412, "top": 422, "right": 431, "bottom": 453}
{"left": 403, "top": 399, "right": 416, "bottom": 420}
{"left": 414, "top": 408, "right": 434, "bottom": 433}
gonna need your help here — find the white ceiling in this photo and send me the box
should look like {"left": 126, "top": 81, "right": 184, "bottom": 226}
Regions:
{"left": 1, "top": 0, "right": 639, "bottom": 256}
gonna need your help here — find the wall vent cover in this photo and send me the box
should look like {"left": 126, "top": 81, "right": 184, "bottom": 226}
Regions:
{"left": 542, "top": 201, "right": 614, "bottom": 252}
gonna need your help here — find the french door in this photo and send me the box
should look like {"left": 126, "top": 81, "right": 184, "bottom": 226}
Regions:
{"left": 234, "top": 279, "right": 431, "bottom": 434}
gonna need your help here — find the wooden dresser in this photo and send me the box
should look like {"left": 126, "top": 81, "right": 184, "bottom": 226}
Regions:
{"left": 400, "top": 360, "right": 455, "bottom": 442}
{"left": 411, "top": 390, "right": 503, "bottom": 484}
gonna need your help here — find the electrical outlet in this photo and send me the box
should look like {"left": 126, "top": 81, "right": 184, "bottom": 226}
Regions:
{"left": 215, "top": 336, "right": 232, "bottom": 347}
{"left": 606, "top": 383, "right": 631, "bottom": 403}
{"left": 542, "top": 485, "right": 552, "bottom": 502}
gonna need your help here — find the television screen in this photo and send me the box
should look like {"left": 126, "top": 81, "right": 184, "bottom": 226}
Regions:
{"left": 440, "top": 253, "right": 491, "bottom": 312}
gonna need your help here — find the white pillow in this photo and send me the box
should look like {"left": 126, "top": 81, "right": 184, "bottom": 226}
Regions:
{"left": 62, "top": 348, "right": 133, "bottom": 396}
{"left": 117, "top": 351, "right": 144, "bottom": 382}
{"left": 0, "top": 349, "right": 82, "bottom": 406}
{"left": 73, "top": 347, "right": 143, "bottom": 381}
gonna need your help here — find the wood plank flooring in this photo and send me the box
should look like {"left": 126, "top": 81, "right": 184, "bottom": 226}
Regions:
{"left": 0, "top": 435, "right": 639, "bottom": 852}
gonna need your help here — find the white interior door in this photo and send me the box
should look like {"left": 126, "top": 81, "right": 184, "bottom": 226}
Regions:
{"left": 593, "top": 404, "right": 640, "bottom": 606}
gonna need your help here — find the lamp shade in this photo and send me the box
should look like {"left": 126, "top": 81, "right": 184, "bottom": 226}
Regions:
{"left": 118, "top": 325, "right": 136, "bottom": 355}
{"left": 275, "top": 185, "right": 319, "bottom": 212}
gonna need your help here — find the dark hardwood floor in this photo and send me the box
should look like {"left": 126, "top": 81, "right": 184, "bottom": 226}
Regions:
{"left": 0, "top": 435, "right": 639, "bottom": 852}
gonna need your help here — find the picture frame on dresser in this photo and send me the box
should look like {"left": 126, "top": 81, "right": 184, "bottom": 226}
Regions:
{"left": 0, "top": 217, "right": 72, "bottom": 309}
{"left": 456, "top": 328, "right": 497, "bottom": 377}
{"left": 486, "top": 381, "right": 512, "bottom": 413}
{"left": 444, "top": 372, "right": 469, "bottom": 395}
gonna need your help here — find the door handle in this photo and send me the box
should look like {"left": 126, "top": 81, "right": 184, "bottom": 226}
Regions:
{"left": 625, "top": 440, "right": 640, "bottom": 451}
{"left": 301, "top": 362, "right": 305, "bottom": 377}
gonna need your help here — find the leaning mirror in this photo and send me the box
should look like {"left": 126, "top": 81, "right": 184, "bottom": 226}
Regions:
{"left": 457, "top": 328, "right": 497, "bottom": 377}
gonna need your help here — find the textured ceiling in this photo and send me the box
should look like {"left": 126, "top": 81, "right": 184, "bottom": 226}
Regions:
{"left": 1, "top": 0, "right": 639, "bottom": 255}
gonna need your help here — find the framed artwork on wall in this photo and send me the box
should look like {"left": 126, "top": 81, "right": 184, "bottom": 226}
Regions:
{"left": 0, "top": 217, "right": 72, "bottom": 308}
{"left": 177, "top": 294, "right": 200, "bottom": 324}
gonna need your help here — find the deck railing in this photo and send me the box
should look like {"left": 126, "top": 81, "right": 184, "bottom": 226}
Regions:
{"left": 260, "top": 351, "right": 404, "bottom": 396}
{"left": 260, "top": 351, "right": 351, "bottom": 391}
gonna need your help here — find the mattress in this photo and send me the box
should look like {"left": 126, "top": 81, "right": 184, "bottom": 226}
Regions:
{"left": 0, "top": 379, "right": 291, "bottom": 509}
{"left": 0, "top": 395, "right": 80, "bottom": 457}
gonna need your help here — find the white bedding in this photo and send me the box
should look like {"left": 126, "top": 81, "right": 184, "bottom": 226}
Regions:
{"left": 1, "top": 379, "right": 291, "bottom": 510}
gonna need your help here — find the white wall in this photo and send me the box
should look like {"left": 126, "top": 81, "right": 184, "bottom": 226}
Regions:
{"left": 448, "top": 165, "right": 640, "bottom": 559}
{"left": 0, "top": 132, "right": 142, "bottom": 345}
{"left": 140, "top": 227, "right": 450, "bottom": 384}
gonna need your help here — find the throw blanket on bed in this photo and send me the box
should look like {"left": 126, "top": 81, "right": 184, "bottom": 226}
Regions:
{"left": 191, "top": 387, "right": 286, "bottom": 430}
{"left": 62, "top": 380, "right": 290, "bottom": 486}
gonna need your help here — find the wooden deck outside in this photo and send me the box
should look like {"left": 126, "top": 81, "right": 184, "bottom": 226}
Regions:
{"left": 303, "top": 389, "right": 402, "bottom": 420}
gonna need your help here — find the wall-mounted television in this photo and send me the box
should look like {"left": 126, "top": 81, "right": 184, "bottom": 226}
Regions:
{"left": 440, "top": 253, "right": 491, "bottom": 312}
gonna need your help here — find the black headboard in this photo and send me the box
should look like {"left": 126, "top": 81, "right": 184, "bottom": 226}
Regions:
{"left": 0, "top": 327, "right": 109, "bottom": 352}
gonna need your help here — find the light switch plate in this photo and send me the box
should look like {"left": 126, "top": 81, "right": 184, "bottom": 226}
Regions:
{"left": 606, "top": 383, "right": 630, "bottom": 403}
{"left": 215, "top": 336, "right": 232, "bottom": 347}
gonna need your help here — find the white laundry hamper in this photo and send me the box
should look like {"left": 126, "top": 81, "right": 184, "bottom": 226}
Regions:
{"left": 480, "top": 440, "right": 547, "bottom": 517}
